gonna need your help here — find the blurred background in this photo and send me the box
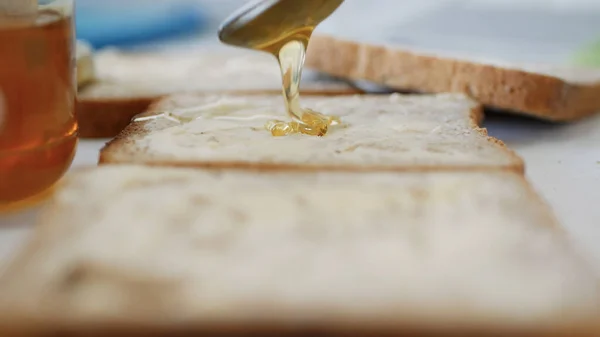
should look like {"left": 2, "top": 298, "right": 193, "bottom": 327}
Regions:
{"left": 75, "top": 0, "right": 600, "bottom": 66}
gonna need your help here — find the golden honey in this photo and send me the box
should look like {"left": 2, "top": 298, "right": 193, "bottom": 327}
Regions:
{"left": 219, "top": 0, "right": 345, "bottom": 137}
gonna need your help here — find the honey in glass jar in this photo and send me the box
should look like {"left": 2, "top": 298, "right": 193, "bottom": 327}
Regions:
{"left": 0, "top": 0, "right": 77, "bottom": 209}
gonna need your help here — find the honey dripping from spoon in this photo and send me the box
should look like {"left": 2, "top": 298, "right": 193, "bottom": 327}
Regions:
{"left": 218, "top": 0, "right": 345, "bottom": 137}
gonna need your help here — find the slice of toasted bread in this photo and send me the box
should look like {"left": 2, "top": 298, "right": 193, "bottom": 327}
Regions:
{"left": 305, "top": 34, "right": 600, "bottom": 121}
{"left": 99, "top": 93, "right": 523, "bottom": 173}
{"left": 77, "top": 48, "right": 359, "bottom": 138}
{"left": 0, "top": 165, "right": 598, "bottom": 336}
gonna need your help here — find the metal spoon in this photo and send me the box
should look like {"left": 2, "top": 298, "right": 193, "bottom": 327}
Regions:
{"left": 218, "top": 0, "right": 344, "bottom": 53}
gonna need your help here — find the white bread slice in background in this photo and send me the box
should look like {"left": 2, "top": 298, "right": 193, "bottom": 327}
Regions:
{"left": 100, "top": 93, "right": 523, "bottom": 173}
{"left": 305, "top": 35, "right": 600, "bottom": 121}
{"left": 77, "top": 48, "right": 359, "bottom": 138}
{"left": 0, "top": 165, "right": 598, "bottom": 336}
{"left": 75, "top": 40, "right": 95, "bottom": 88}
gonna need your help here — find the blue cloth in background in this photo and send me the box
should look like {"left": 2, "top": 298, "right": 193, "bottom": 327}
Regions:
{"left": 75, "top": 2, "right": 208, "bottom": 49}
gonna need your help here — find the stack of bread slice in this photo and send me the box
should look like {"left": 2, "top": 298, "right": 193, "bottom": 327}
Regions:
{"left": 1, "top": 35, "right": 598, "bottom": 336}
{"left": 76, "top": 47, "right": 358, "bottom": 138}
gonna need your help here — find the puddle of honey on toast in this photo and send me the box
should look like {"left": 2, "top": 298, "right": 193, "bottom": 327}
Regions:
{"left": 267, "top": 38, "right": 341, "bottom": 137}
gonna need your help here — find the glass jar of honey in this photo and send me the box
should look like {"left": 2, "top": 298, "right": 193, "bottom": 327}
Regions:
{"left": 0, "top": 0, "right": 77, "bottom": 209}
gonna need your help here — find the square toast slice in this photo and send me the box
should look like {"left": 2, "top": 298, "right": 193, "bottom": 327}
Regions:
{"left": 100, "top": 93, "right": 523, "bottom": 173}
{"left": 0, "top": 165, "right": 598, "bottom": 336}
{"left": 306, "top": 35, "right": 600, "bottom": 121}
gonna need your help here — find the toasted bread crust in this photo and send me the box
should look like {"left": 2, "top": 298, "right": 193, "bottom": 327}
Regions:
{"left": 77, "top": 88, "right": 361, "bottom": 139}
{"left": 99, "top": 93, "right": 524, "bottom": 174}
{"left": 305, "top": 35, "right": 600, "bottom": 121}
{"left": 76, "top": 96, "right": 156, "bottom": 138}
{"left": 1, "top": 320, "right": 598, "bottom": 337}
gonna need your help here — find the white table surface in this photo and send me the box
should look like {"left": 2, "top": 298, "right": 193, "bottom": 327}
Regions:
{"left": 1, "top": 0, "right": 599, "bottom": 273}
